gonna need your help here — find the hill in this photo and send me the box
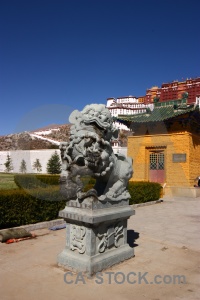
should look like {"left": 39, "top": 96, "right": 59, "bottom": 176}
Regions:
{"left": 0, "top": 123, "right": 130, "bottom": 151}
{"left": 0, "top": 124, "right": 71, "bottom": 151}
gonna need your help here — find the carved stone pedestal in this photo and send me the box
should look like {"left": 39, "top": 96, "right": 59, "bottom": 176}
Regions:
{"left": 57, "top": 198, "right": 135, "bottom": 276}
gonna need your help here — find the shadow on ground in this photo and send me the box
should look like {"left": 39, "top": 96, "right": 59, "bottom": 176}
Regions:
{"left": 127, "top": 229, "right": 139, "bottom": 248}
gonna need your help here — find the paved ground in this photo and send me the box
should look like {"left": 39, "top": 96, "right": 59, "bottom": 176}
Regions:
{"left": 0, "top": 197, "right": 200, "bottom": 300}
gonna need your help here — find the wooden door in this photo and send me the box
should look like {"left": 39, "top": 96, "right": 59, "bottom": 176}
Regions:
{"left": 149, "top": 151, "right": 165, "bottom": 183}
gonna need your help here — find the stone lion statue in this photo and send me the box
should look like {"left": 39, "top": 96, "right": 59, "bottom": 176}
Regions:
{"left": 60, "top": 104, "right": 133, "bottom": 202}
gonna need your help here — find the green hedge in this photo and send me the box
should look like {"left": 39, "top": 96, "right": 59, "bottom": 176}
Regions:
{"left": 128, "top": 181, "right": 162, "bottom": 204}
{"left": 14, "top": 174, "right": 96, "bottom": 190}
{"left": 0, "top": 179, "right": 162, "bottom": 229}
{"left": 14, "top": 174, "right": 60, "bottom": 189}
{"left": 83, "top": 180, "right": 162, "bottom": 203}
{"left": 0, "top": 187, "right": 66, "bottom": 229}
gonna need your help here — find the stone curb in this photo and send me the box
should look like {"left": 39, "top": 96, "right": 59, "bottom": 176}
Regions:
{"left": 131, "top": 199, "right": 163, "bottom": 208}
{"left": 0, "top": 200, "right": 163, "bottom": 233}
{"left": 0, "top": 218, "right": 66, "bottom": 233}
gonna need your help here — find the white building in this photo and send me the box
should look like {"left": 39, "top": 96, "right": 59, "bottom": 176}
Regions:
{"left": 112, "top": 145, "right": 127, "bottom": 157}
{"left": 0, "top": 147, "right": 128, "bottom": 174}
{"left": 0, "top": 149, "right": 61, "bottom": 174}
{"left": 106, "top": 95, "right": 154, "bottom": 130}
{"left": 195, "top": 95, "right": 200, "bottom": 107}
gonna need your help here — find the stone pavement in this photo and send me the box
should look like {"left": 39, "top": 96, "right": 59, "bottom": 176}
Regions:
{"left": 0, "top": 197, "right": 200, "bottom": 300}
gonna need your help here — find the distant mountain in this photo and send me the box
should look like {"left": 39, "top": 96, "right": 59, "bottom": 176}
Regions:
{"left": 0, "top": 124, "right": 71, "bottom": 151}
{"left": 30, "top": 123, "right": 65, "bottom": 133}
{"left": 0, "top": 123, "right": 130, "bottom": 151}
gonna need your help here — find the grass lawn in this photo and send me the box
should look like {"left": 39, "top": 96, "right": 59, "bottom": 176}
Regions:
{"left": 0, "top": 173, "right": 18, "bottom": 190}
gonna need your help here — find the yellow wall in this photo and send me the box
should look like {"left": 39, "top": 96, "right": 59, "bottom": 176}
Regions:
{"left": 127, "top": 131, "right": 200, "bottom": 187}
{"left": 138, "top": 97, "right": 145, "bottom": 103}
{"left": 189, "top": 134, "right": 200, "bottom": 185}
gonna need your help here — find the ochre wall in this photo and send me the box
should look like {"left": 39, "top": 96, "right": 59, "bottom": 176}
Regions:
{"left": 189, "top": 134, "right": 200, "bottom": 186}
{"left": 127, "top": 131, "right": 200, "bottom": 187}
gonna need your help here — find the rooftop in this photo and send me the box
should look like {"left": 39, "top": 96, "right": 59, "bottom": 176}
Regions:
{"left": 116, "top": 98, "right": 199, "bottom": 127}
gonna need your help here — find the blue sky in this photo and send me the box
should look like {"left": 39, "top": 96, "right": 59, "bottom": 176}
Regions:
{"left": 0, "top": 0, "right": 199, "bottom": 135}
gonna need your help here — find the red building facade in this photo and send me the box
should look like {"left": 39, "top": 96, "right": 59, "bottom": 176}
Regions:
{"left": 145, "top": 78, "right": 200, "bottom": 104}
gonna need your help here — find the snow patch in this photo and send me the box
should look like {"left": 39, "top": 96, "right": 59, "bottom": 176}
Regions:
{"left": 30, "top": 134, "right": 60, "bottom": 145}
{"left": 33, "top": 128, "right": 60, "bottom": 135}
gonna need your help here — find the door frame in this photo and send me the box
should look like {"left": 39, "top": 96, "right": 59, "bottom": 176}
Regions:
{"left": 146, "top": 146, "right": 166, "bottom": 183}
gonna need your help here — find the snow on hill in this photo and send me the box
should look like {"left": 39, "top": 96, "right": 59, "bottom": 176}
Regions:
{"left": 32, "top": 124, "right": 71, "bottom": 143}
{"left": 32, "top": 128, "right": 60, "bottom": 136}
{"left": 30, "top": 133, "right": 60, "bottom": 145}
{"left": 0, "top": 124, "right": 70, "bottom": 151}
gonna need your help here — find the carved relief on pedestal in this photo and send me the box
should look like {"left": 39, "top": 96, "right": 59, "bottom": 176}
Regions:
{"left": 97, "top": 222, "right": 124, "bottom": 253}
{"left": 70, "top": 225, "right": 86, "bottom": 254}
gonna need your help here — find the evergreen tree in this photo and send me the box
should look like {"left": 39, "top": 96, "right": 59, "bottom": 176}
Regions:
{"left": 32, "top": 158, "right": 42, "bottom": 173}
{"left": 4, "top": 154, "right": 13, "bottom": 173}
{"left": 46, "top": 151, "right": 62, "bottom": 174}
{"left": 20, "top": 159, "right": 27, "bottom": 173}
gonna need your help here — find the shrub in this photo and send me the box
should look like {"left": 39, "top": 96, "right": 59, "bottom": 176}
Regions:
{"left": 14, "top": 174, "right": 96, "bottom": 190}
{"left": 14, "top": 174, "right": 60, "bottom": 189}
{"left": 46, "top": 151, "right": 62, "bottom": 174}
{"left": 0, "top": 187, "right": 66, "bottom": 229}
{"left": 19, "top": 159, "right": 27, "bottom": 173}
{"left": 0, "top": 179, "right": 162, "bottom": 229}
{"left": 32, "top": 158, "right": 42, "bottom": 173}
{"left": 4, "top": 154, "right": 13, "bottom": 173}
{"left": 128, "top": 181, "right": 162, "bottom": 204}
